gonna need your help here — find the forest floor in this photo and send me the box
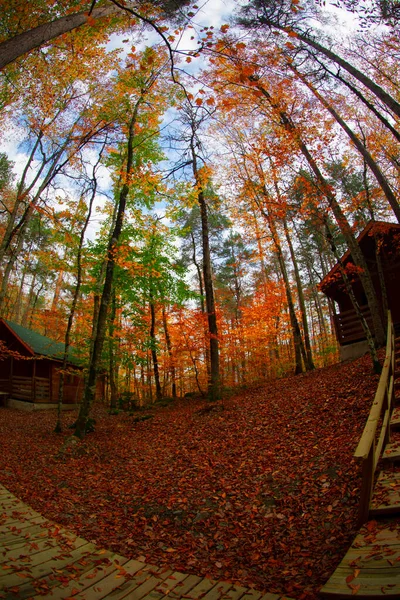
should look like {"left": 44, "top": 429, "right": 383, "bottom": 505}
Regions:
{"left": 0, "top": 354, "right": 383, "bottom": 599}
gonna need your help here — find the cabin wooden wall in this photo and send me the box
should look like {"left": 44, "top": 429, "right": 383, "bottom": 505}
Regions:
{"left": 51, "top": 365, "right": 84, "bottom": 404}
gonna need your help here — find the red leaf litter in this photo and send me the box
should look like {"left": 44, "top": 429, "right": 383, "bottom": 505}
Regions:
{"left": 0, "top": 354, "right": 381, "bottom": 599}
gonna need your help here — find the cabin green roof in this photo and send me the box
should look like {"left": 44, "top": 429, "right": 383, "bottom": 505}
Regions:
{"left": 4, "top": 320, "right": 82, "bottom": 365}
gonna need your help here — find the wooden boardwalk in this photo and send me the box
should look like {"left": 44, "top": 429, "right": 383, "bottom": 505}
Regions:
{"left": 320, "top": 335, "right": 400, "bottom": 598}
{"left": 0, "top": 485, "right": 291, "bottom": 600}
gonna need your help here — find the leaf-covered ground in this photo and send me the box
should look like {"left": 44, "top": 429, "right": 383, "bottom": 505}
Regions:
{"left": 0, "top": 354, "right": 381, "bottom": 599}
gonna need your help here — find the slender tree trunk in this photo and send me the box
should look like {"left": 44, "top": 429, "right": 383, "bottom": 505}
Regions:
{"left": 291, "top": 66, "right": 400, "bottom": 222}
{"left": 326, "top": 68, "right": 400, "bottom": 143}
{"left": 190, "top": 231, "right": 211, "bottom": 381}
{"left": 283, "top": 219, "right": 315, "bottom": 370}
{"left": 190, "top": 140, "right": 220, "bottom": 401}
{"left": 253, "top": 81, "right": 386, "bottom": 347}
{"left": 55, "top": 155, "right": 103, "bottom": 433}
{"left": 0, "top": 5, "right": 120, "bottom": 70}
{"left": 108, "top": 289, "right": 119, "bottom": 412}
{"left": 263, "top": 213, "right": 305, "bottom": 374}
{"left": 258, "top": 19, "right": 400, "bottom": 119}
{"left": 149, "top": 294, "right": 162, "bottom": 401}
{"left": 74, "top": 102, "right": 142, "bottom": 438}
{"left": 162, "top": 306, "right": 176, "bottom": 399}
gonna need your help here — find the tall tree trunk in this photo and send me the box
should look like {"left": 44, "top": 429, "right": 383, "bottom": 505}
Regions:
{"left": 190, "top": 231, "right": 211, "bottom": 380}
{"left": 291, "top": 66, "right": 400, "bottom": 222}
{"left": 0, "top": 5, "right": 119, "bottom": 70}
{"left": 253, "top": 81, "right": 386, "bottom": 347}
{"left": 74, "top": 101, "right": 142, "bottom": 438}
{"left": 149, "top": 294, "right": 162, "bottom": 401}
{"left": 55, "top": 154, "right": 103, "bottom": 433}
{"left": 283, "top": 219, "right": 315, "bottom": 370}
{"left": 324, "top": 67, "right": 400, "bottom": 143}
{"left": 189, "top": 140, "right": 220, "bottom": 401}
{"left": 108, "top": 290, "right": 119, "bottom": 412}
{"left": 162, "top": 306, "right": 176, "bottom": 399}
{"left": 254, "top": 18, "right": 400, "bottom": 119}
{"left": 260, "top": 210, "right": 305, "bottom": 374}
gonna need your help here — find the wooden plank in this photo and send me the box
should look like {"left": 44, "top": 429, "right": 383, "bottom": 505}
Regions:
{"left": 1, "top": 535, "right": 64, "bottom": 561}
{"left": 184, "top": 577, "right": 218, "bottom": 599}
{"left": 140, "top": 571, "right": 189, "bottom": 600}
{"left": 390, "top": 407, "right": 400, "bottom": 429}
{"left": 370, "top": 470, "right": 400, "bottom": 516}
{"left": 30, "top": 554, "right": 131, "bottom": 599}
{"left": 0, "top": 522, "right": 78, "bottom": 547}
{"left": 201, "top": 581, "right": 234, "bottom": 600}
{"left": 219, "top": 584, "right": 248, "bottom": 600}
{"left": 0, "top": 515, "right": 47, "bottom": 535}
{"left": 0, "top": 521, "right": 50, "bottom": 542}
{"left": 73, "top": 558, "right": 148, "bottom": 599}
{"left": 112, "top": 567, "right": 174, "bottom": 600}
{"left": 238, "top": 590, "right": 262, "bottom": 600}
{"left": 320, "top": 525, "right": 400, "bottom": 598}
{"left": 160, "top": 574, "right": 202, "bottom": 599}
{"left": 0, "top": 542, "right": 96, "bottom": 595}
{"left": 383, "top": 443, "right": 400, "bottom": 462}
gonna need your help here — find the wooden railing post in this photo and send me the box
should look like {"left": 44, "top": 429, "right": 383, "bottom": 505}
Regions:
{"left": 354, "top": 310, "right": 395, "bottom": 525}
{"left": 358, "top": 445, "right": 375, "bottom": 526}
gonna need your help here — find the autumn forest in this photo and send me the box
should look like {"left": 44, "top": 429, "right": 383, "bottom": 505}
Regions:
{"left": 1, "top": 1, "right": 400, "bottom": 599}
{"left": 0, "top": 0, "right": 399, "bottom": 426}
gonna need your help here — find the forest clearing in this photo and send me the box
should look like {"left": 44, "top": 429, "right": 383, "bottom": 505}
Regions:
{"left": 0, "top": 352, "right": 382, "bottom": 599}
{"left": 1, "top": 0, "right": 400, "bottom": 597}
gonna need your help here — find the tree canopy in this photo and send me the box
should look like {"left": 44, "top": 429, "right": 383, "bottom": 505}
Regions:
{"left": 0, "top": 0, "right": 399, "bottom": 421}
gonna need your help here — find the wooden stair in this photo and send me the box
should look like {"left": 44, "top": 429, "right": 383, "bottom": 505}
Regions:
{"left": 319, "top": 524, "right": 400, "bottom": 598}
{"left": 389, "top": 407, "right": 400, "bottom": 431}
{"left": 383, "top": 442, "right": 400, "bottom": 462}
{"left": 320, "top": 323, "right": 400, "bottom": 598}
{"left": 370, "top": 470, "right": 400, "bottom": 516}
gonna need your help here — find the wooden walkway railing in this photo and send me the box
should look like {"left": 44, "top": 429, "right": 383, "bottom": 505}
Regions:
{"left": 320, "top": 311, "right": 400, "bottom": 598}
{"left": 354, "top": 310, "right": 396, "bottom": 525}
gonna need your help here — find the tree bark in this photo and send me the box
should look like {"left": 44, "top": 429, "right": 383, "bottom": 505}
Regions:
{"left": 283, "top": 219, "right": 315, "bottom": 370}
{"left": 108, "top": 290, "right": 119, "bottom": 412}
{"left": 162, "top": 306, "right": 176, "bottom": 399}
{"left": 253, "top": 81, "right": 386, "bottom": 347}
{"left": 74, "top": 101, "right": 142, "bottom": 438}
{"left": 189, "top": 132, "right": 220, "bottom": 401}
{"left": 252, "top": 15, "right": 400, "bottom": 119}
{"left": 291, "top": 66, "right": 400, "bottom": 223}
{"left": 0, "top": 5, "right": 119, "bottom": 70}
{"left": 149, "top": 294, "right": 162, "bottom": 401}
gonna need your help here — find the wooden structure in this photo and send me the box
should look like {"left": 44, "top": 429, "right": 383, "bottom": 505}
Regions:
{"left": 0, "top": 319, "right": 85, "bottom": 406}
{"left": 354, "top": 311, "right": 396, "bottom": 525}
{"left": 320, "top": 221, "right": 400, "bottom": 358}
{"left": 0, "top": 484, "right": 292, "bottom": 600}
{"left": 320, "top": 312, "right": 400, "bottom": 597}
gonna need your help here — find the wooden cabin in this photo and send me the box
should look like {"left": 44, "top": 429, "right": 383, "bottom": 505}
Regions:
{"left": 0, "top": 319, "right": 88, "bottom": 409}
{"left": 320, "top": 221, "right": 400, "bottom": 360}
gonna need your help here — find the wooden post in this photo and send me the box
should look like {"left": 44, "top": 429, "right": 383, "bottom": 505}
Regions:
{"left": 32, "top": 359, "right": 36, "bottom": 402}
{"left": 358, "top": 446, "right": 375, "bottom": 526}
{"left": 10, "top": 355, "right": 13, "bottom": 396}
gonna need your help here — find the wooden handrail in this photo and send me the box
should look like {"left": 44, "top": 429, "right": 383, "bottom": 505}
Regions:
{"left": 354, "top": 311, "right": 395, "bottom": 525}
